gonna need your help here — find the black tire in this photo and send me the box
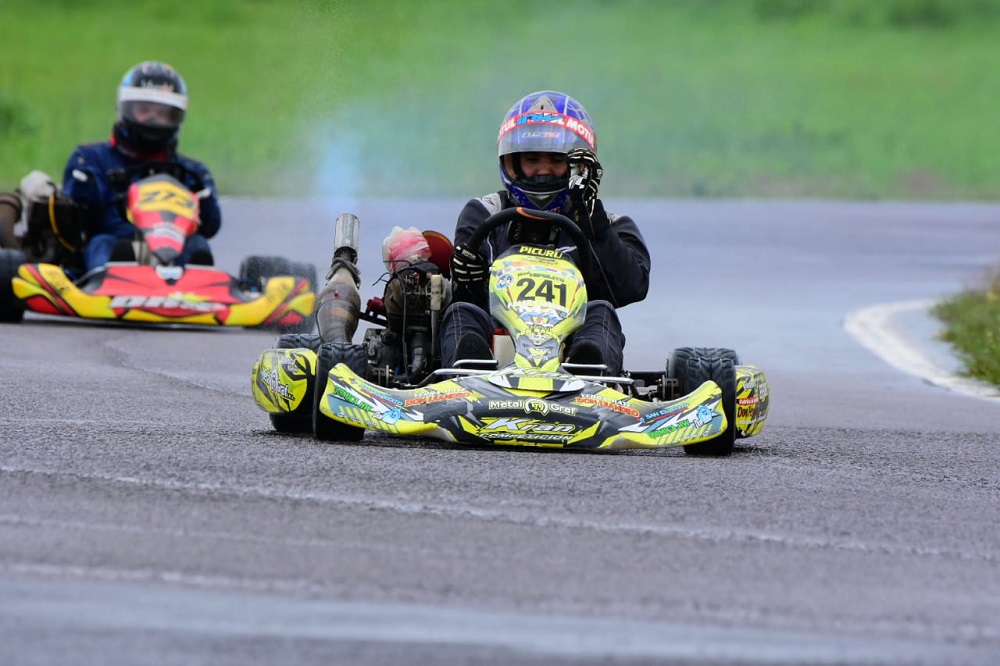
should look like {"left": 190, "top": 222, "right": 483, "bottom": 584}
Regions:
{"left": 716, "top": 348, "right": 741, "bottom": 366}
{"left": 240, "top": 255, "right": 317, "bottom": 334}
{"left": 0, "top": 248, "right": 27, "bottom": 323}
{"left": 275, "top": 332, "right": 322, "bottom": 351}
{"left": 280, "top": 261, "right": 319, "bottom": 334}
{"left": 270, "top": 412, "right": 312, "bottom": 434}
{"left": 239, "top": 255, "right": 293, "bottom": 290}
{"left": 668, "top": 347, "right": 738, "bottom": 456}
{"left": 313, "top": 342, "right": 367, "bottom": 442}
{"left": 289, "top": 260, "right": 318, "bottom": 292}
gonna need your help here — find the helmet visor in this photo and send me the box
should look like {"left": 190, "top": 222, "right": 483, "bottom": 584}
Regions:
{"left": 497, "top": 111, "right": 595, "bottom": 157}
{"left": 117, "top": 85, "right": 187, "bottom": 128}
{"left": 120, "top": 100, "right": 185, "bottom": 128}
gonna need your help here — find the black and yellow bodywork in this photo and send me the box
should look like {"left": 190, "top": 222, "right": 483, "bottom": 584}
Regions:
{"left": 251, "top": 347, "right": 769, "bottom": 451}
{"left": 250, "top": 207, "right": 769, "bottom": 454}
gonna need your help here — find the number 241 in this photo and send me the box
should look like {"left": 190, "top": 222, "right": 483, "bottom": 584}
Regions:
{"left": 515, "top": 277, "right": 567, "bottom": 306}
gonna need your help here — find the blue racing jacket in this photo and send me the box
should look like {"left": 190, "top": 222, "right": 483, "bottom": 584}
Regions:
{"left": 61, "top": 138, "right": 221, "bottom": 243}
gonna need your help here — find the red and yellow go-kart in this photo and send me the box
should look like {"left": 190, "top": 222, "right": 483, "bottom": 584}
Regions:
{"left": 0, "top": 173, "right": 315, "bottom": 330}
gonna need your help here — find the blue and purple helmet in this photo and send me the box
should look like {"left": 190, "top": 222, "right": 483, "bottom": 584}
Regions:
{"left": 497, "top": 91, "right": 596, "bottom": 212}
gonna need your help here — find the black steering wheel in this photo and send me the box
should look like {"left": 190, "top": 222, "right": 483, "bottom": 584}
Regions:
{"left": 466, "top": 207, "right": 591, "bottom": 277}
{"left": 107, "top": 161, "right": 205, "bottom": 196}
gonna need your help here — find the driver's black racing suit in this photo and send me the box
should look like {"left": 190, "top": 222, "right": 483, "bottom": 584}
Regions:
{"left": 441, "top": 190, "right": 650, "bottom": 374}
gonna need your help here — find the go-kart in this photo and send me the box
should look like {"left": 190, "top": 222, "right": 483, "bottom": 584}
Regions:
{"left": 0, "top": 172, "right": 316, "bottom": 329}
{"left": 251, "top": 208, "right": 769, "bottom": 455}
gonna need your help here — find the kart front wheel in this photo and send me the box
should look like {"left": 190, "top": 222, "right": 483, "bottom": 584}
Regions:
{"left": 668, "top": 346, "right": 738, "bottom": 456}
{"left": 313, "top": 341, "right": 367, "bottom": 442}
{"left": 270, "top": 413, "right": 311, "bottom": 434}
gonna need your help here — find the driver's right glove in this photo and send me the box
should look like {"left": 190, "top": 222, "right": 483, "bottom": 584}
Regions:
{"left": 450, "top": 243, "right": 489, "bottom": 306}
{"left": 566, "top": 148, "right": 610, "bottom": 239}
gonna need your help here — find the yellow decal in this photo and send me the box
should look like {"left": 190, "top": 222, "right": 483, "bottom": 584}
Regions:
{"left": 134, "top": 180, "right": 197, "bottom": 218}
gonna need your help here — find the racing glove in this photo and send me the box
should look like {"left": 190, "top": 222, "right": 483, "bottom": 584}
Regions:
{"left": 450, "top": 243, "right": 489, "bottom": 306}
{"left": 566, "top": 148, "right": 609, "bottom": 239}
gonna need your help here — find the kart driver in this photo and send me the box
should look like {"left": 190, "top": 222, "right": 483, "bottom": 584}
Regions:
{"left": 62, "top": 60, "right": 221, "bottom": 271}
{"left": 441, "top": 90, "right": 650, "bottom": 375}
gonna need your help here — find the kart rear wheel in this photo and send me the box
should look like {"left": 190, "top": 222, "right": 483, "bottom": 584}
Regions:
{"left": 668, "top": 346, "right": 738, "bottom": 456}
{"left": 0, "top": 248, "right": 27, "bottom": 323}
{"left": 280, "top": 260, "right": 319, "bottom": 334}
{"left": 239, "top": 255, "right": 292, "bottom": 290}
{"left": 241, "top": 255, "right": 318, "bottom": 334}
{"left": 275, "top": 332, "right": 322, "bottom": 351}
{"left": 289, "top": 260, "right": 318, "bottom": 292}
{"left": 313, "top": 341, "right": 367, "bottom": 442}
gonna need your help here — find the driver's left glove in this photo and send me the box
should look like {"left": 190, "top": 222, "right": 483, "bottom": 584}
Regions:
{"left": 567, "top": 148, "right": 609, "bottom": 239}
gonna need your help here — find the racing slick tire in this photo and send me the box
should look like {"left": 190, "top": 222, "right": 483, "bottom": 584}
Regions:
{"left": 669, "top": 346, "right": 738, "bottom": 456}
{"left": 275, "top": 332, "right": 323, "bottom": 351}
{"left": 240, "top": 255, "right": 318, "bottom": 291}
{"left": 239, "top": 255, "right": 292, "bottom": 290}
{"left": 240, "top": 255, "right": 319, "bottom": 334}
{"left": 313, "top": 341, "right": 367, "bottom": 442}
{"left": 289, "top": 260, "right": 318, "bottom": 293}
{"left": 0, "top": 248, "right": 27, "bottom": 323}
{"left": 280, "top": 260, "right": 320, "bottom": 334}
{"left": 267, "top": 333, "right": 323, "bottom": 433}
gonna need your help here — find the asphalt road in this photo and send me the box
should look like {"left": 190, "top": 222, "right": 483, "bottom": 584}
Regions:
{"left": 2, "top": 198, "right": 999, "bottom": 666}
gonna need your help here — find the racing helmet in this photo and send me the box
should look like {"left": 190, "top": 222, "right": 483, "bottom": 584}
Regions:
{"left": 497, "top": 90, "right": 596, "bottom": 211}
{"left": 115, "top": 61, "right": 188, "bottom": 154}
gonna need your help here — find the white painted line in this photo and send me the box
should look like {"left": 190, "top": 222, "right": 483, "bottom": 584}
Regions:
{"left": 844, "top": 299, "right": 1000, "bottom": 401}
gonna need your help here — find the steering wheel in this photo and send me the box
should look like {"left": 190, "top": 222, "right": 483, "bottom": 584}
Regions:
{"left": 466, "top": 207, "right": 591, "bottom": 277}
{"left": 108, "top": 161, "right": 205, "bottom": 196}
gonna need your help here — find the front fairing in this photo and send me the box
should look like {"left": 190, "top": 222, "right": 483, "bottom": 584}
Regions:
{"left": 12, "top": 262, "right": 314, "bottom": 328}
{"left": 488, "top": 245, "right": 587, "bottom": 371}
{"left": 314, "top": 362, "right": 728, "bottom": 451}
{"left": 126, "top": 174, "right": 200, "bottom": 265}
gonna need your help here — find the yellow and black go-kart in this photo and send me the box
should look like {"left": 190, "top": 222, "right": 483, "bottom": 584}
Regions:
{"left": 0, "top": 172, "right": 315, "bottom": 330}
{"left": 251, "top": 208, "right": 769, "bottom": 456}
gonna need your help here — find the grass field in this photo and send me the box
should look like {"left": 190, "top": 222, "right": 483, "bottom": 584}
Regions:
{"left": 3, "top": 0, "right": 1000, "bottom": 199}
{"left": 934, "top": 270, "right": 1000, "bottom": 387}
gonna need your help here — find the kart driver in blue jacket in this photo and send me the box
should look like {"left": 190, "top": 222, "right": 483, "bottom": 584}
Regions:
{"left": 441, "top": 90, "right": 650, "bottom": 375}
{"left": 62, "top": 61, "right": 221, "bottom": 272}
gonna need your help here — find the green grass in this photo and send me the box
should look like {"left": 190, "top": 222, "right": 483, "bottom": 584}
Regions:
{"left": 3, "top": 0, "right": 1000, "bottom": 199}
{"left": 933, "top": 271, "right": 1000, "bottom": 387}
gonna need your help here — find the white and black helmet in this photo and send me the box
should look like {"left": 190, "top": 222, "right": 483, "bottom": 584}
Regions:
{"left": 115, "top": 61, "right": 188, "bottom": 153}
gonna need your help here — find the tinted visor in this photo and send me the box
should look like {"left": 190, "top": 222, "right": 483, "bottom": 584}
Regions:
{"left": 121, "top": 100, "right": 185, "bottom": 128}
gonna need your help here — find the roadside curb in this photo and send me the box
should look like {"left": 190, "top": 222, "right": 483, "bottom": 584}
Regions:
{"left": 844, "top": 299, "right": 1000, "bottom": 402}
